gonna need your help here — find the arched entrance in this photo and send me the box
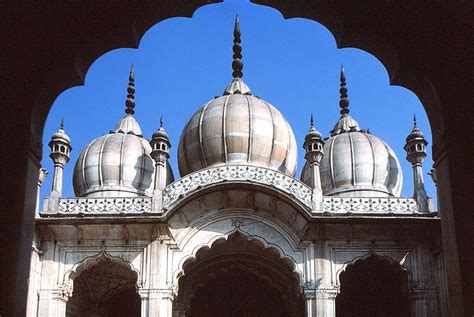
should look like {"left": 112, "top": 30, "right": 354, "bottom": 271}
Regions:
{"left": 66, "top": 256, "right": 140, "bottom": 317}
{"left": 176, "top": 233, "right": 304, "bottom": 317}
{"left": 336, "top": 254, "right": 410, "bottom": 317}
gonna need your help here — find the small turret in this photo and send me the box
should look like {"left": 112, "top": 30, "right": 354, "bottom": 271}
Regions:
{"left": 48, "top": 119, "right": 72, "bottom": 197}
{"left": 150, "top": 115, "right": 171, "bottom": 195}
{"left": 303, "top": 113, "right": 324, "bottom": 209}
{"left": 404, "top": 115, "right": 431, "bottom": 212}
{"left": 150, "top": 116, "right": 171, "bottom": 211}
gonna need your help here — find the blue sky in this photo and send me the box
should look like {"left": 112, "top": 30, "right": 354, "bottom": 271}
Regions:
{"left": 40, "top": 0, "right": 436, "bottom": 205}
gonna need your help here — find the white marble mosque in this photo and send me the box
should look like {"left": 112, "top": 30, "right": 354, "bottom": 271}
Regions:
{"left": 27, "top": 17, "right": 444, "bottom": 317}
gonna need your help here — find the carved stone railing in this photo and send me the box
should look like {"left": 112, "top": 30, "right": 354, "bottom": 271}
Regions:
{"left": 56, "top": 197, "right": 152, "bottom": 214}
{"left": 42, "top": 166, "right": 429, "bottom": 217}
{"left": 322, "top": 197, "right": 419, "bottom": 214}
{"left": 163, "top": 165, "right": 313, "bottom": 210}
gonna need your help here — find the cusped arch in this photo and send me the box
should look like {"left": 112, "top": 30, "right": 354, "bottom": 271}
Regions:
{"left": 65, "top": 251, "right": 140, "bottom": 286}
{"left": 185, "top": 254, "right": 293, "bottom": 308}
{"left": 336, "top": 252, "right": 412, "bottom": 290}
{"left": 173, "top": 230, "right": 304, "bottom": 291}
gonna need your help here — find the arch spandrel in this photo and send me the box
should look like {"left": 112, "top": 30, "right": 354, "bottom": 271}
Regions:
{"left": 166, "top": 188, "right": 310, "bottom": 248}
{"left": 166, "top": 189, "right": 310, "bottom": 291}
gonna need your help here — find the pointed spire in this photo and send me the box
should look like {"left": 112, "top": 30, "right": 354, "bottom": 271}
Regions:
{"left": 60, "top": 117, "right": 64, "bottom": 131}
{"left": 339, "top": 65, "right": 350, "bottom": 115}
{"left": 160, "top": 115, "right": 163, "bottom": 128}
{"left": 310, "top": 113, "right": 314, "bottom": 128}
{"left": 412, "top": 114, "right": 419, "bottom": 131}
{"left": 232, "top": 15, "right": 243, "bottom": 79}
{"left": 125, "top": 65, "right": 136, "bottom": 115}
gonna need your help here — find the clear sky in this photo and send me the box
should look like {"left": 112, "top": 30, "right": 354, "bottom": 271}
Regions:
{"left": 40, "top": 0, "right": 436, "bottom": 206}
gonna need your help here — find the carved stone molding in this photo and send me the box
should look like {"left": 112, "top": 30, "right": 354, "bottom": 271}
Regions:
{"left": 55, "top": 197, "right": 152, "bottom": 214}
{"left": 42, "top": 167, "right": 430, "bottom": 217}
{"left": 322, "top": 197, "right": 419, "bottom": 214}
{"left": 163, "top": 165, "right": 313, "bottom": 210}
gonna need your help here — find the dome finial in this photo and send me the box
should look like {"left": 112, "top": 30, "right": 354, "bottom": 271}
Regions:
{"left": 339, "top": 65, "right": 350, "bottom": 115}
{"left": 232, "top": 15, "right": 243, "bottom": 79}
{"left": 125, "top": 65, "right": 136, "bottom": 115}
{"left": 412, "top": 114, "right": 419, "bottom": 130}
{"left": 310, "top": 113, "right": 314, "bottom": 129}
{"left": 160, "top": 115, "right": 163, "bottom": 128}
{"left": 60, "top": 117, "right": 64, "bottom": 130}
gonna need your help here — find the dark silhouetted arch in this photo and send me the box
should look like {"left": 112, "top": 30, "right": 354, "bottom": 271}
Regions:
{"left": 336, "top": 255, "right": 410, "bottom": 317}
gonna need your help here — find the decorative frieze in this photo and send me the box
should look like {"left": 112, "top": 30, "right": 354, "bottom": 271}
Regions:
{"left": 56, "top": 197, "right": 152, "bottom": 214}
{"left": 322, "top": 197, "right": 419, "bottom": 214}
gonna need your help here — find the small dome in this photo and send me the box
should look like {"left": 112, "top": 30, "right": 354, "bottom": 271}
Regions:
{"left": 305, "top": 127, "right": 323, "bottom": 141}
{"left": 177, "top": 81, "right": 297, "bottom": 177}
{"left": 405, "top": 117, "right": 425, "bottom": 143}
{"left": 50, "top": 120, "right": 71, "bottom": 144}
{"left": 51, "top": 129, "right": 71, "bottom": 144}
{"left": 73, "top": 115, "right": 155, "bottom": 197}
{"left": 115, "top": 114, "right": 142, "bottom": 135}
{"left": 301, "top": 117, "right": 403, "bottom": 197}
{"left": 301, "top": 65, "right": 402, "bottom": 197}
{"left": 152, "top": 128, "right": 169, "bottom": 140}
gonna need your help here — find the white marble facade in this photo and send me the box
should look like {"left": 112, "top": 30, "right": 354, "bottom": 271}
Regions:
{"left": 29, "top": 17, "right": 444, "bottom": 316}
{"left": 29, "top": 165, "right": 443, "bottom": 316}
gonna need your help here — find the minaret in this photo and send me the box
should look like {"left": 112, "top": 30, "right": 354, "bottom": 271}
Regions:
{"left": 48, "top": 119, "right": 72, "bottom": 197}
{"left": 303, "top": 113, "right": 325, "bottom": 210}
{"left": 404, "top": 115, "right": 430, "bottom": 212}
{"left": 150, "top": 116, "right": 171, "bottom": 210}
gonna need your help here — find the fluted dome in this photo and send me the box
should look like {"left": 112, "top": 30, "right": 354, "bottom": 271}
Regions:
{"left": 178, "top": 79, "right": 297, "bottom": 177}
{"left": 301, "top": 114, "right": 402, "bottom": 197}
{"left": 73, "top": 115, "right": 156, "bottom": 197}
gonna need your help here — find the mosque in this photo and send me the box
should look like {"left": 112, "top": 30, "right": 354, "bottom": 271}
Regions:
{"left": 27, "top": 17, "right": 443, "bottom": 316}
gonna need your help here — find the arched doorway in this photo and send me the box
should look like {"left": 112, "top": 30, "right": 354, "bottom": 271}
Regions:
{"left": 336, "top": 254, "right": 410, "bottom": 317}
{"left": 176, "top": 233, "right": 304, "bottom": 317}
{"left": 66, "top": 257, "right": 140, "bottom": 317}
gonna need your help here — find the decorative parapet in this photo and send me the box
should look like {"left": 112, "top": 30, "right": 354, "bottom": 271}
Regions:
{"left": 163, "top": 165, "right": 313, "bottom": 210}
{"left": 41, "top": 166, "right": 431, "bottom": 217}
{"left": 55, "top": 197, "right": 152, "bottom": 214}
{"left": 322, "top": 197, "right": 419, "bottom": 214}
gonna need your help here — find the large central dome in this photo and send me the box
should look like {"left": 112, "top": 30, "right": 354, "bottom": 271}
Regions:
{"left": 177, "top": 17, "right": 297, "bottom": 177}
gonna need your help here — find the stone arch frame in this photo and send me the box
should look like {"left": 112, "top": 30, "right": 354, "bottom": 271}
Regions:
{"left": 334, "top": 252, "right": 415, "bottom": 316}
{"left": 174, "top": 230, "right": 305, "bottom": 316}
{"left": 64, "top": 251, "right": 141, "bottom": 296}
{"left": 335, "top": 252, "right": 413, "bottom": 292}
{"left": 4, "top": 2, "right": 471, "bottom": 316}
{"left": 172, "top": 227, "right": 305, "bottom": 292}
